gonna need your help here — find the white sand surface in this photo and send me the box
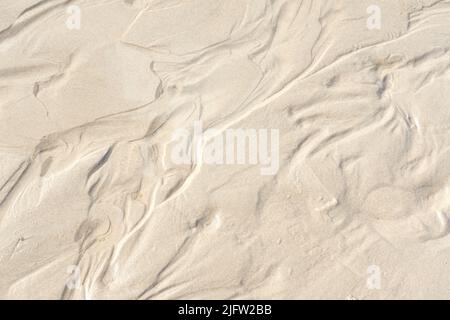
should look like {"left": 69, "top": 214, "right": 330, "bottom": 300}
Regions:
{"left": 0, "top": 0, "right": 449, "bottom": 299}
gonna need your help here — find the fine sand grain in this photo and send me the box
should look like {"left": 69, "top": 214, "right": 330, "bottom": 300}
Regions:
{"left": 0, "top": 0, "right": 449, "bottom": 299}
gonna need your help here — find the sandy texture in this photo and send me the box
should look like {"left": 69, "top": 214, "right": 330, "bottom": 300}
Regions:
{"left": 0, "top": 0, "right": 449, "bottom": 299}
